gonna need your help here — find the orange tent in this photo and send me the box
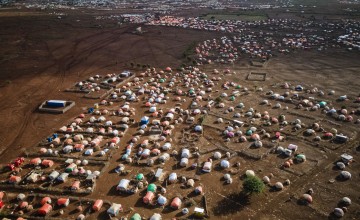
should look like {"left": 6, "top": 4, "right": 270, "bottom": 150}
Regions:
{"left": 57, "top": 198, "right": 70, "bottom": 207}
{"left": 30, "top": 158, "right": 42, "bottom": 166}
{"left": 9, "top": 176, "right": 21, "bottom": 183}
{"left": 71, "top": 181, "right": 80, "bottom": 191}
{"left": 41, "top": 159, "right": 54, "bottom": 167}
{"left": 74, "top": 144, "right": 85, "bottom": 152}
{"left": 38, "top": 203, "right": 52, "bottom": 216}
{"left": 143, "top": 191, "right": 155, "bottom": 204}
{"left": 41, "top": 197, "right": 51, "bottom": 205}
{"left": 92, "top": 199, "right": 103, "bottom": 212}
{"left": 170, "top": 197, "right": 182, "bottom": 209}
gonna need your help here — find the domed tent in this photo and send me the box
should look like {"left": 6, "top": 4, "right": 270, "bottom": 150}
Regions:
{"left": 220, "top": 160, "right": 230, "bottom": 168}
{"left": 130, "top": 213, "right": 142, "bottom": 220}
{"left": 170, "top": 197, "right": 182, "bottom": 209}
{"left": 194, "top": 125, "right": 203, "bottom": 132}
{"left": 147, "top": 183, "right": 157, "bottom": 192}
{"left": 140, "top": 116, "right": 149, "bottom": 125}
{"left": 150, "top": 213, "right": 162, "bottom": 220}
{"left": 30, "top": 158, "right": 42, "bottom": 166}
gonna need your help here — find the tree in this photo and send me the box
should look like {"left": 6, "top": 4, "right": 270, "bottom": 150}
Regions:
{"left": 242, "top": 176, "right": 265, "bottom": 194}
{"left": 215, "top": 97, "right": 222, "bottom": 104}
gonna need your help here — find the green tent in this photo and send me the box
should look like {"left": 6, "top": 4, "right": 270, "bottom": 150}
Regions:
{"left": 136, "top": 173, "right": 144, "bottom": 181}
{"left": 296, "top": 154, "right": 306, "bottom": 162}
{"left": 246, "top": 130, "right": 253, "bottom": 136}
{"left": 147, "top": 183, "right": 157, "bottom": 192}
{"left": 230, "top": 96, "right": 235, "bottom": 101}
{"left": 319, "top": 101, "right": 327, "bottom": 108}
{"left": 130, "top": 213, "right": 141, "bottom": 220}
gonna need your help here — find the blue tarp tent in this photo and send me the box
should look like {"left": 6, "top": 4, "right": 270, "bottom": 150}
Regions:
{"left": 140, "top": 116, "right": 149, "bottom": 126}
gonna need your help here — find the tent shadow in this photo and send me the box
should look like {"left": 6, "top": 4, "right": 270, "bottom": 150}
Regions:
{"left": 175, "top": 211, "right": 186, "bottom": 217}
{"left": 106, "top": 185, "right": 119, "bottom": 196}
{"left": 328, "top": 212, "right": 342, "bottom": 220}
{"left": 186, "top": 190, "right": 198, "bottom": 198}
{"left": 161, "top": 206, "right": 177, "bottom": 214}
{"left": 335, "top": 175, "right": 349, "bottom": 182}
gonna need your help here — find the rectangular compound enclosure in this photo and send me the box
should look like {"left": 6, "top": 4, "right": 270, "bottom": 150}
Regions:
{"left": 247, "top": 71, "right": 267, "bottom": 81}
{"left": 38, "top": 100, "right": 75, "bottom": 114}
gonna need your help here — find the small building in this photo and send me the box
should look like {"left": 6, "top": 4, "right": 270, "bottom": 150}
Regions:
{"left": 39, "top": 100, "right": 75, "bottom": 114}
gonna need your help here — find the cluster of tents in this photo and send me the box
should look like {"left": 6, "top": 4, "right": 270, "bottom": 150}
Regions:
{"left": 147, "top": 16, "right": 360, "bottom": 54}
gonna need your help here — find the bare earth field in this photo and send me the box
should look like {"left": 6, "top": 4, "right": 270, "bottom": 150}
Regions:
{"left": 0, "top": 8, "right": 359, "bottom": 220}
{"left": 0, "top": 9, "right": 222, "bottom": 160}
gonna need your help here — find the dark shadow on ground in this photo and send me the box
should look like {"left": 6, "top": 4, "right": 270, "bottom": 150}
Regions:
{"left": 212, "top": 191, "right": 250, "bottom": 216}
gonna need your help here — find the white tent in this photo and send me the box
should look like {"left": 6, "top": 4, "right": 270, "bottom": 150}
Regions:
{"left": 149, "top": 106, "right": 157, "bottom": 113}
{"left": 194, "top": 125, "right": 203, "bottom": 132}
{"left": 165, "top": 113, "right": 174, "bottom": 120}
{"left": 157, "top": 195, "right": 167, "bottom": 206}
{"left": 57, "top": 173, "right": 69, "bottom": 182}
{"left": 84, "top": 149, "right": 94, "bottom": 156}
{"left": 27, "top": 173, "right": 40, "bottom": 183}
{"left": 63, "top": 145, "right": 73, "bottom": 154}
{"left": 117, "top": 179, "right": 130, "bottom": 191}
{"left": 49, "top": 171, "right": 60, "bottom": 181}
{"left": 162, "top": 142, "right": 171, "bottom": 150}
{"left": 181, "top": 149, "right": 190, "bottom": 158}
{"left": 107, "top": 203, "right": 122, "bottom": 216}
{"left": 220, "top": 160, "right": 230, "bottom": 168}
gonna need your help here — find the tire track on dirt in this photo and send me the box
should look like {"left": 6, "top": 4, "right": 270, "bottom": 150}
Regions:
{"left": 0, "top": 25, "right": 138, "bottom": 159}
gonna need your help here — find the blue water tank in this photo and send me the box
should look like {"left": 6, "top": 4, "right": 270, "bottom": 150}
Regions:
{"left": 47, "top": 100, "right": 66, "bottom": 107}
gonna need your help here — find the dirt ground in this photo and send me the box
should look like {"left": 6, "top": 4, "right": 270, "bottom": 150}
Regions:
{"left": 0, "top": 7, "right": 359, "bottom": 220}
{"left": 0, "top": 8, "right": 222, "bottom": 161}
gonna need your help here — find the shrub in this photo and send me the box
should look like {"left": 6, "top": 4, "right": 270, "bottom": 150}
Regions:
{"left": 243, "top": 176, "right": 265, "bottom": 194}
